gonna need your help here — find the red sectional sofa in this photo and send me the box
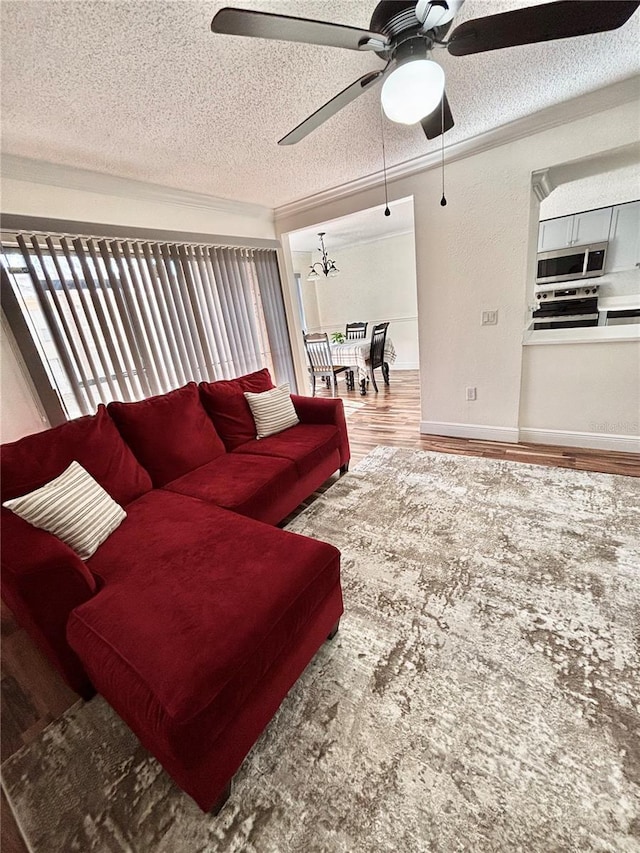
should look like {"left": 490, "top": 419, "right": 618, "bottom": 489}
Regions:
{"left": 1, "top": 369, "right": 349, "bottom": 811}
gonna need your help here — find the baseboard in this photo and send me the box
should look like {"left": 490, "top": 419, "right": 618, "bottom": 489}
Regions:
{"left": 420, "top": 421, "right": 640, "bottom": 452}
{"left": 519, "top": 428, "right": 640, "bottom": 453}
{"left": 391, "top": 361, "right": 419, "bottom": 371}
{"left": 420, "top": 421, "right": 520, "bottom": 443}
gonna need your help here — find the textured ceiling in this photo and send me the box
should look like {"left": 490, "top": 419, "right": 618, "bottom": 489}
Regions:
{"left": 1, "top": 0, "right": 639, "bottom": 210}
{"left": 289, "top": 197, "right": 415, "bottom": 252}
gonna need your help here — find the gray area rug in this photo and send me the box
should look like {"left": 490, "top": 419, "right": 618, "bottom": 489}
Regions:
{"left": 3, "top": 446, "right": 640, "bottom": 853}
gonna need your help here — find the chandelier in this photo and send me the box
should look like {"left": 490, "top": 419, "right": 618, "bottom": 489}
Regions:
{"left": 307, "top": 232, "right": 339, "bottom": 280}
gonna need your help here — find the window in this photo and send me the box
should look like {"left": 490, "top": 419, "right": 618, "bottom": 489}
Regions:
{"left": 1, "top": 229, "right": 296, "bottom": 421}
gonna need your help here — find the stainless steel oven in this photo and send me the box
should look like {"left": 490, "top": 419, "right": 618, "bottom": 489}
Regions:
{"left": 531, "top": 284, "right": 601, "bottom": 331}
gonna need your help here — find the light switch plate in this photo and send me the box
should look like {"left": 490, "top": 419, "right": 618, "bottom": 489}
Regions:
{"left": 481, "top": 310, "right": 498, "bottom": 326}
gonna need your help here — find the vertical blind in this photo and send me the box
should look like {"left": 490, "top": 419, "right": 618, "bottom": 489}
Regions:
{"left": 2, "top": 231, "right": 296, "bottom": 419}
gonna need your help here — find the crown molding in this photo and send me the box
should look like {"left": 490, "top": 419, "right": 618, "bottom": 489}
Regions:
{"left": 290, "top": 226, "right": 413, "bottom": 253}
{"left": 275, "top": 76, "right": 640, "bottom": 223}
{"left": 0, "top": 154, "right": 273, "bottom": 221}
{"left": 344, "top": 227, "right": 414, "bottom": 249}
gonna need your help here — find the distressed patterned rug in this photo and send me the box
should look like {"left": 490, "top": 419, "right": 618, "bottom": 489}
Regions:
{"left": 3, "top": 446, "right": 640, "bottom": 853}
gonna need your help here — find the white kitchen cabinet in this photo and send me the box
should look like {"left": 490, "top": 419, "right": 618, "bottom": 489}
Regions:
{"left": 571, "top": 207, "right": 612, "bottom": 246}
{"left": 606, "top": 200, "right": 640, "bottom": 272}
{"left": 538, "top": 207, "right": 613, "bottom": 252}
{"left": 537, "top": 217, "right": 573, "bottom": 252}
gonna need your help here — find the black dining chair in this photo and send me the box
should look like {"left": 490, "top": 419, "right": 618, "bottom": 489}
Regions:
{"left": 344, "top": 323, "right": 367, "bottom": 387}
{"left": 368, "top": 322, "right": 390, "bottom": 393}
{"left": 303, "top": 332, "right": 351, "bottom": 397}
{"left": 345, "top": 322, "right": 368, "bottom": 340}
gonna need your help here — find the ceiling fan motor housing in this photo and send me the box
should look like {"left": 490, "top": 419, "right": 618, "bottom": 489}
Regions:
{"left": 369, "top": 0, "right": 453, "bottom": 59}
{"left": 393, "top": 37, "right": 430, "bottom": 66}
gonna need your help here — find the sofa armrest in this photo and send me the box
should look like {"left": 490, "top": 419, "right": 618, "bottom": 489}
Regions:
{"left": 291, "top": 395, "right": 351, "bottom": 469}
{"left": 1, "top": 510, "right": 96, "bottom": 697}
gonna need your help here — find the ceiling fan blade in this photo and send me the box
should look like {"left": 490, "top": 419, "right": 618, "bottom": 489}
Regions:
{"left": 279, "top": 71, "right": 386, "bottom": 146}
{"left": 421, "top": 92, "right": 454, "bottom": 140}
{"left": 211, "top": 7, "right": 390, "bottom": 52}
{"left": 447, "top": 0, "right": 640, "bottom": 56}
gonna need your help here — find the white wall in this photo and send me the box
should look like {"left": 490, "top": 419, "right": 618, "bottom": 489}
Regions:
{"left": 0, "top": 315, "right": 47, "bottom": 442}
{"left": 540, "top": 162, "right": 640, "bottom": 219}
{"left": 291, "top": 251, "right": 321, "bottom": 331}
{"left": 1, "top": 173, "right": 277, "bottom": 442}
{"left": 292, "top": 232, "right": 419, "bottom": 370}
{"left": 276, "top": 97, "right": 640, "bottom": 449}
{"left": 520, "top": 341, "right": 639, "bottom": 448}
{"left": 1, "top": 172, "right": 275, "bottom": 239}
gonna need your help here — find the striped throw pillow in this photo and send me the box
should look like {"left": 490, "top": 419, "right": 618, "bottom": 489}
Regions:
{"left": 3, "top": 461, "right": 126, "bottom": 561}
{"left": 244, "top": 383, "right": 299, "bottom": 440}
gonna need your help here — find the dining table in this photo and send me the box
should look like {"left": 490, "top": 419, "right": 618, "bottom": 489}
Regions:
{"left": 330, "top": 337, "right": 397, "bottom": 395}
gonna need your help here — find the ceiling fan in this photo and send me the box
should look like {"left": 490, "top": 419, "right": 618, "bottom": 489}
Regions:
{"left": 212, "top": 0, "right": 640, "bottom": 145}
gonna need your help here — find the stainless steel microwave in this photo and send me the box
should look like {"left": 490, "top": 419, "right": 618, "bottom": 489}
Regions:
{"left": 536, "top": 242, "right": 607, "bottom": 286}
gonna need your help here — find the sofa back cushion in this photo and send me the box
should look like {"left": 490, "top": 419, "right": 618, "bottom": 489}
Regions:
{"left": 199, "top": 368, "right": 275, "bottom": 450}
{"left": 108, "top": 383, "right": 227, "bottom": 487}
{"left": 1, "top": 405, "right": 151, "bottom": 507}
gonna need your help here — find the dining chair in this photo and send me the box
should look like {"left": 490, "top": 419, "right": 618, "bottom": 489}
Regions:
{"left": 344, "top": 323, "right": 367, "bottom": 387}
{"left": 345, "top": 322, "right": 368, "bottom": 339}
{"left": 303, "top": 332, "right": 351, "bottom": 397}
{"left": 368, "top": 322, "right": 390, "bottom": 393}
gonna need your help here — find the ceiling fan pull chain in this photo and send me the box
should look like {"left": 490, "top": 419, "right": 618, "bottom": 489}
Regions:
{"left": 380, "top": 106, "right": 391, "bottom": 217}
{"left": 440, "top": 96, "right": 447, "bottom": 207}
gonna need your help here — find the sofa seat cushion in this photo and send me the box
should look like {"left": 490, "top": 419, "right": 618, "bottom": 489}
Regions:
{"left": 69, "top": 492, "right": 340, "bottom": 732}
{"left": 0, "top": 405, "right": 151, "bottom": 507}
{"left": 199, "top": 368, "right": 275, "bottom": 451}
{"left": 108, "top": 383, "right": 226, "bottom": 487}
{"left": 233, "top": 423, "right": 341, "bottom": 477}
{"left": 163, "top": 454, "right": 297, "bottom": 522}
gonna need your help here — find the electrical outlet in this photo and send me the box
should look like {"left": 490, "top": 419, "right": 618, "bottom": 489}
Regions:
{"left": 481, "top": 310, "right": 498, "bottom": 326}
{"left": 465, "top": 386, "right": 477, "bottom": 401}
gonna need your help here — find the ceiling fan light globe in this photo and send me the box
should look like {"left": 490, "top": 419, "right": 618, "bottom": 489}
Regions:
{"left": 381, "top": 60, "right": 445, "bottom": 125}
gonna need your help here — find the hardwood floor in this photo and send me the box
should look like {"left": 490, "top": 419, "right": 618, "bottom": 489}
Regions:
{"left": 1, "top": 369, "right": 637, "bottom": 851}
{"left": 316, "top": 369, "right": 640, "bottom": 477}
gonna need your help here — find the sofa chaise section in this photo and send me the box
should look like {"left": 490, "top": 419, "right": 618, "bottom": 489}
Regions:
{"left": 68, "top": 491, "right": 342, "bottom": 810}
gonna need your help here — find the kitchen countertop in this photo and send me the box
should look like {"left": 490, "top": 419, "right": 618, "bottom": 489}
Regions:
{"left": 523, "top": 324, "right": 640, "bottom": 345}
{"left": 598, "top": 294, "right": 640, "bottom": 311}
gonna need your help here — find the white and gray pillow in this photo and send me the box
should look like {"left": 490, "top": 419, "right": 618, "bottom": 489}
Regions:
{"left": 244, "top": 383, "right": 299, "bottom": 440}
{"left": 2, "top": 461, "right": 126, "bottom": 561}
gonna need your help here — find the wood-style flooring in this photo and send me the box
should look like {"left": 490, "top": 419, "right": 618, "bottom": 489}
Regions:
{"left": 317, "top": 369, "right": 640, "bottom": 476}
{"left": 1, "top": 370, "right": 638, "bottom": 851}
